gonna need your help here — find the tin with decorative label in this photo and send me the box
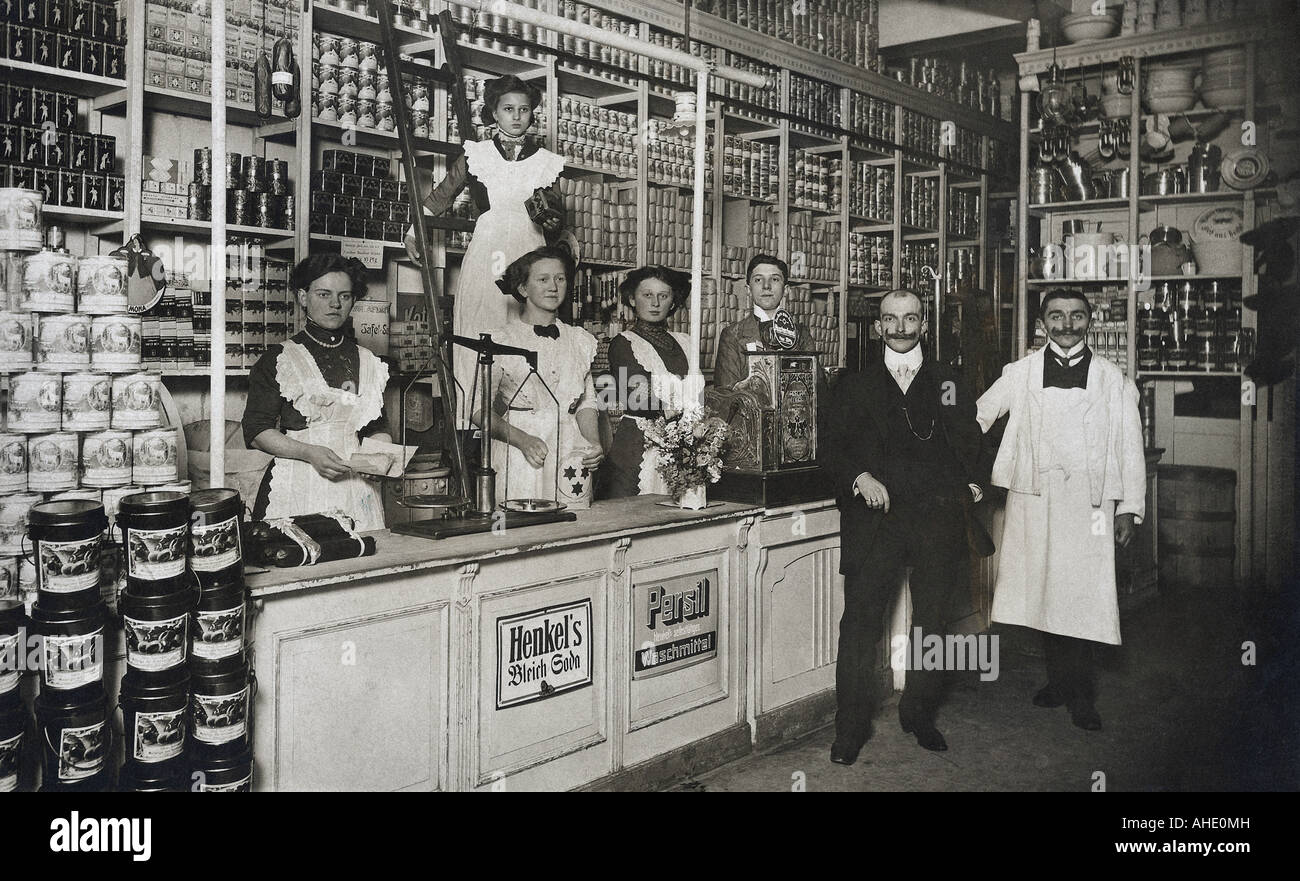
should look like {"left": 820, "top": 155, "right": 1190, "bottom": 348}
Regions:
{"left": 34, "top": 312, "right": 91, "bottom": 371}
{"left": 110, "top": 371, "right": 161, "bottom": 429}
{"left": 27, "top": 432, "right": 79, "bottom": 492}
{"left": 76, "top": 254, "right": 128, "bottom": 313}
{"left": 0, "top": 309, "right": 32, "bottom": 371}
{"left": 90, "top": 314, "right": 141, "bottom": 372}
{"left": 131, "top": 428, "right": 178, "bottom": 486}
{"left": 61, "top": 372, "right": 112, "bottom": 431}
{"left": 7, "top": 370, "right": 62, "bottom": 432}
{"left": 81, "top": 429, "right": 131, "bottom": 487}
{"left": 19, "top": 247, "right": 76, "bottom": 312}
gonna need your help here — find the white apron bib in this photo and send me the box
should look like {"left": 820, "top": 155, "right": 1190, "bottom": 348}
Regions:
{"left": 264, "top": 340, "right": 388, "bottom": 532}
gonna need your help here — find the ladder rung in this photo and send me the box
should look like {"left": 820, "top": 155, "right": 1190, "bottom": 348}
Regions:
{"left": 397, "top": 59, "right": 453, "bottom": 84}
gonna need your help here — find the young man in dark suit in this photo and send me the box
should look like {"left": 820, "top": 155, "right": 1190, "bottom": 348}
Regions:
{"left": 713, "top": 254, "right": 816, "bottom": 388}
{"left": 825, "top": 289, "right": 987, "bottom": 763}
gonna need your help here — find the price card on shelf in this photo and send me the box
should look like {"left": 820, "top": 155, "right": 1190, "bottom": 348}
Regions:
{"left": 340, "top": 238, "right": 384, "bottom": 269}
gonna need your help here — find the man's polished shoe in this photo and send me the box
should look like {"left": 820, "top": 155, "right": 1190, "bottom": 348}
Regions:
{"left": 899, "top": 708, "right": 949, "bottom": 751}
{"left": 830, "top": 739, "right": 862, "bottom": 765}
{"left": 1070, "top": 703, "right": 1102, "bottom": 731}
{"left": 1033, "top": 685, "right": 1065, "bottom": 708}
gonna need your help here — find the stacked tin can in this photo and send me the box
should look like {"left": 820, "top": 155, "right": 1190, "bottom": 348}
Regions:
{"left": 1137, "top": 281, "right": 1251, "bottom": 373}
{"left": 557, "top": 97, "right": 636, "bottom": 178}
{"left": 787, "top": 212, "right": 840, "bottom": 282}
{"left": 901, "top": 175, "right": 939, "bottom": 230}
{"left": 190, "top": 149, "right": 293, "bottom": 231}
{"left": 849, "top": 232, "right": 894, "bottom": 288}
{"left": 790, "top": 149, "right": 842, "bottom": 213}
{"left": 848, "top": 161, "right": 894, "bottom": 222}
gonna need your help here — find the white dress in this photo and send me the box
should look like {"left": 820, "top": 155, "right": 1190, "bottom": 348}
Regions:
{"left": 991, "top": 386, "right": 1123, "bottom": 645}
{"left": 263, "top": 340, "right": 388, "bottom": 532}
{"left": 488, "top": 318, "right": 598, "bottom": 504}
{"left": 454, "top": 140, "right": 565, "bottom": 425}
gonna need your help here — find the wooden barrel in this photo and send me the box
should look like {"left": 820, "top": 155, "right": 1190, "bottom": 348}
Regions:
{"left": 1157, "top": 465, "right": 1236, "bottom": 592}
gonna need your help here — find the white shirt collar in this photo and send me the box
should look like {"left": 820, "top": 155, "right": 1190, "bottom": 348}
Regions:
{"left": 753, "top": 304, "right": 779, "bottom": 322}
{"left": 1047, "top": 339, "right": 1087, "bottom": 364}
{"left": 883, "top": 343, "right": 924, "bottom": 373}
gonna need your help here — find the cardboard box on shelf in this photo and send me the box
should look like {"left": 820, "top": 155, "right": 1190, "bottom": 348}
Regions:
{"left": 352, "top": 298, "right": 389, "bottom": 358}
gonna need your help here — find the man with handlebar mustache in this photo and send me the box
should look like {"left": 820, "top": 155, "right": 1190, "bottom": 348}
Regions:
{"left": 824, "top": 290, "right": 988, "bottom": 762}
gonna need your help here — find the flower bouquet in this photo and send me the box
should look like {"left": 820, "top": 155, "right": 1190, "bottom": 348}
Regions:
{"left": 642, "top": 405, "right": 729, "bottom": 509}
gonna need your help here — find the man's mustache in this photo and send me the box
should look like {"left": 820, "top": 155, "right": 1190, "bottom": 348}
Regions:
{"left": 887, "top": 332, "right": 918, "bottom": 340}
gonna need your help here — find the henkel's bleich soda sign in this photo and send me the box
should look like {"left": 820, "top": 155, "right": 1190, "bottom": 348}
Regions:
{"left": 496, "top": 599, "right": 593, "bottom": 710}
{"left": 633, "top": 570, "right": 718, "bottom": 680}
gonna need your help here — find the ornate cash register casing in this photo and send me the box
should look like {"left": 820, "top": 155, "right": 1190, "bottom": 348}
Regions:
{"left": 703, "top": 349, "right": 830, "bottom": 507}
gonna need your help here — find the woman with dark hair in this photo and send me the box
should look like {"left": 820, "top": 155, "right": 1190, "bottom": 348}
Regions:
{"left": 242, "top": 254, "right": 389, "bottom": 529}
{"left": 600, "top": 266, "right": 691, "bottom": 498}
{"left": 477, "top": 246, "right": 603, "bottom": 504}
{"left": 404, "top": 74, "right": 567, "bottom": 423}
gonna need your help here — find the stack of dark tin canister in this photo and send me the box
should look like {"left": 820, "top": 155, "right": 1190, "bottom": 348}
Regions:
{"left": 26, "top": 498, "right": 111, "bottom": 790}
{"left": 189, "top": 149, "right": 295, "bottom": 232}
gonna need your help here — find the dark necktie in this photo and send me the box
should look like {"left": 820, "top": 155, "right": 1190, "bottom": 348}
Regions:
{"left": 1043, "top": 348, "right": 1090, "bottom": 389}
{"left": 533, "top": 324, "right": 559, "bottom": 340}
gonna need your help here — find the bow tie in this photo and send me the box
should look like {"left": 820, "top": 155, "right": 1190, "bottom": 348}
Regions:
{"left": 533, "top": 324, "right": 559, "bottom": 340}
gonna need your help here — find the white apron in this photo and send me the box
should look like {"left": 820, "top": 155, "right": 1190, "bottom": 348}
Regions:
{"left": 620, "top": 329, "right": 691, "bottom": 496}
{"left": 991, "top": 387, "right": 1122, "bottom": 645}
{"left": 489, "top": 321, "right": 597, "bottom": 504}
{"left": 264, "top": 340, "right": 388, "bottom": 532}
{"left": 454, "top": 140, "right": 565, "bottom": 426}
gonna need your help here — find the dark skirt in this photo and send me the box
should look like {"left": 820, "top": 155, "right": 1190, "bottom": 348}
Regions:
{"left": 602, "top": 418, "right": 648, "bottom": 499}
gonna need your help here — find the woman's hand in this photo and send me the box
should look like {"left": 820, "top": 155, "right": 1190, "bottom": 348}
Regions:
{"left": 306, "top": 445, "right": 352, "bottom": 481}
{"left": 580, "top": 446, "right": 605, "bottom": 469}
{"left": 518, "top": 434, "right": 549, "bottom": 469}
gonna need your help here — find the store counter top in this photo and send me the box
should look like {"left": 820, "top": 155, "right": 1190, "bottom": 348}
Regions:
{"left": 243, "top": 496, "right": 765, "bottom": 598}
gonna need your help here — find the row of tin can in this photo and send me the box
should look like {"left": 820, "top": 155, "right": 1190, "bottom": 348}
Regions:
{"left": 0, "top": 311, "right": 140, "bottom": 373}
{"left": 186, "top": 185, "right": 295, "bottom": 230}
{"left": 1, "top": 246, "right": 129, "bottom": 313}
{"left": 0, "top": 428, "right": 178, "bottom": 494}
{"left": 4, "top": 369, "right": 160, "bottom": 433}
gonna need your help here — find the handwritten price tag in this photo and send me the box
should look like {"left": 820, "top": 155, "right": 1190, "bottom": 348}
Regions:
{"left": 340, "top": 238, "right": 385, "bottom": 270}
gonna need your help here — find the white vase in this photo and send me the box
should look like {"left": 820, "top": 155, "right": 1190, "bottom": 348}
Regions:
{"left": 677, "top": 484, "right": 707, "bottom": 510}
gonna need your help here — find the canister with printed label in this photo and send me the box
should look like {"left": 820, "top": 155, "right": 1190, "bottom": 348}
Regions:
{"left": 26, "top": 432, "right": 79, "bottom": 492}
{"left": 27, "top": 498, "right": 105, "bottom": 607}
{"left": 118, "top": 666, "right": 189, "bottom": 777}
{"left": 0, "top": 310, "right": 31, "bottom": 372}
{"left": 90, "top": 314, "right": 141, "bottom": 372}
{"left": 0, "top": 557, "right": 18, "bottom": 606}
{"left": 188, "top": 488, "right": 242, "bottom": 586}
{"left": 76, "top": 254, "right": 129, "bottom": 314}
{"left": 131, "top": 428, "right": 178, "bottom": 486}
{"left": 0, "top": 436, "right": 28, "bottom": 494}
{"left": 34, "top": 680, "right": 109, "bottom": 790}
{"left": 117, "top": 491, "right": 189, "bottom": 589}
{"left": 81, "top": 429, "right": 132, "bottom": 487}
{"left": 110, "top": 371, "right": 161, "bottom": 429}
{"left": 120, "top": 583, "right": 196, "bottom": 674}
{"left": 0, "top": 188, "right": 44, "bottom": 251}
{"left": 189, "top": 654, "right": 251, "bottom": 755}
{"left": 61, "top": 372, "right": 112, "bottom": 431}
{"left": 192, "top": 574, "right": 246, "bottom": 665}
{"left": 7, "top": 371, "right": 62, "bottom": 432}
{"left": 101, "top": 484, "right": 141, "bottom": 541}
{"left": 34, "top": 312, "right": 91, "bottom": 371}
{"left": 19, "top": 247, "right": 77, "bottom": 313}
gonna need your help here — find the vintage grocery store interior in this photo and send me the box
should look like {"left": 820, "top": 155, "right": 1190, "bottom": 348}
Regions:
{"left": 0, "top": 0, "right": 1295, "bottom": 793}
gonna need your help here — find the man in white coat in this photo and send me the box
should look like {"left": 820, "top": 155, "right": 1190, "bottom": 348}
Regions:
{"left": 976, "top": 289, "right": 1146, "bottom": 730}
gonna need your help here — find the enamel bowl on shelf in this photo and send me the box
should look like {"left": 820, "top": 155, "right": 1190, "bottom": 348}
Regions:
{"left": 1144, "top": 90, "right": 1198, "bottom": 113}
{"left": 1061, "top": 10, "right": 1120, "bottom": 43}
{"left": 1200, "top": 85, "right": 1248, "bottom": 109}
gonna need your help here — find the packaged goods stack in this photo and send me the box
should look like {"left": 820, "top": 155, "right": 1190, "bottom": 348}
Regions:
{"left": 847, "top": 91, "right": 896, "bottom": 143}
{"left": 557, "top": 97, "right": 635, "bottom": 177}
{"left": 446, "top": 191, "right": 476, "bottom": 251}
{"left": 900, "top": 109, "right": 940, "bottom": 156}
{"left": 439, "top": 0, "right": 551, "bottom": 60}
{"left": 144, "top": 0, "right": 294, "bottom": 109}
{"left": 694, "top": 0, "right": 881, "bottom": 71}
{"left": 560, "top": 178, "right": 635, "bottom": 267}
{"left": 1137, "top": 282, "right": 1249, "bottom": 374}
{"left": 892, "top": 56, "right": 1001, "bottom": 119}
{"left": 718, "top": 135, "right": 777, "bottom": 201}
{"left": 947, "top": 189, "right": 979, "bottom": 240}
{"left": 789, "top": 75, "right": 840, "bottom": 136}
{"left": 0, "top": 597, "right": 22, "bottom": 790}
{"left": 901, "top": 175, "right": 938, "bottom": 231}
{"left": 942, "top": 125, "right": 983, "bottom": 169}
{"left": 0, "top": 84, "right": 124, "bottom": 214}
{"left": 180, "top": 149, "right": 294, "bottom": 231}
{"left": 748, "top": 203, "right": 779, "bottom": 258}
{"left": 0, "top": 0, "right": 126, "bottom": 78}
{"left": 308, "top": 149, "right": 408, "bottom": 243}
{"left": 555, "top": 1, "right": 640, "bottom": 82}
{"left": 719, "top": 246, "right": 746, "bottom": 279}
{"left": 787, "top": 213, "right": 839, "bottom": 282}
{"left": 782, "top": 286, "right": 839, "bottom": 360}
{"left": 451, "top": 75, "right": 547, "bottom": 146}
{"left": 646, "top": 187, "right": 713, "bottom": 272}
{"left": 390, "top": 319, "right": 433, "bottom": 374}
{"left": 665, "top": 277, "right": 720, "bottom": 369}
{"left": 847, "top": 161, "right": 893, "bottom": 221}
{"left": 647, "top": 122, "right": 713, "bottom": 189}
{"left": 789, "top": 150, "right": 841, "bottom": 213}
{"left": 190, "top": 255, "right": 291, "bottom": 370}
{"left": 711, "top": 50, "right": 779, "bottom": 120}
{"left": 848, "top": 233, "right": 893, "bottom": 288}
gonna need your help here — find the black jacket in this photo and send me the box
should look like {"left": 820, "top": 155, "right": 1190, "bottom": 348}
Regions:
{"left": 825, "top": 357, "right": 989, "bottom": 576}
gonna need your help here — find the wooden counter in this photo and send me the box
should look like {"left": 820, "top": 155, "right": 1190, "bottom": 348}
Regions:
{"left": 244, "top": 497, "right": 764, "bottom": 791}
